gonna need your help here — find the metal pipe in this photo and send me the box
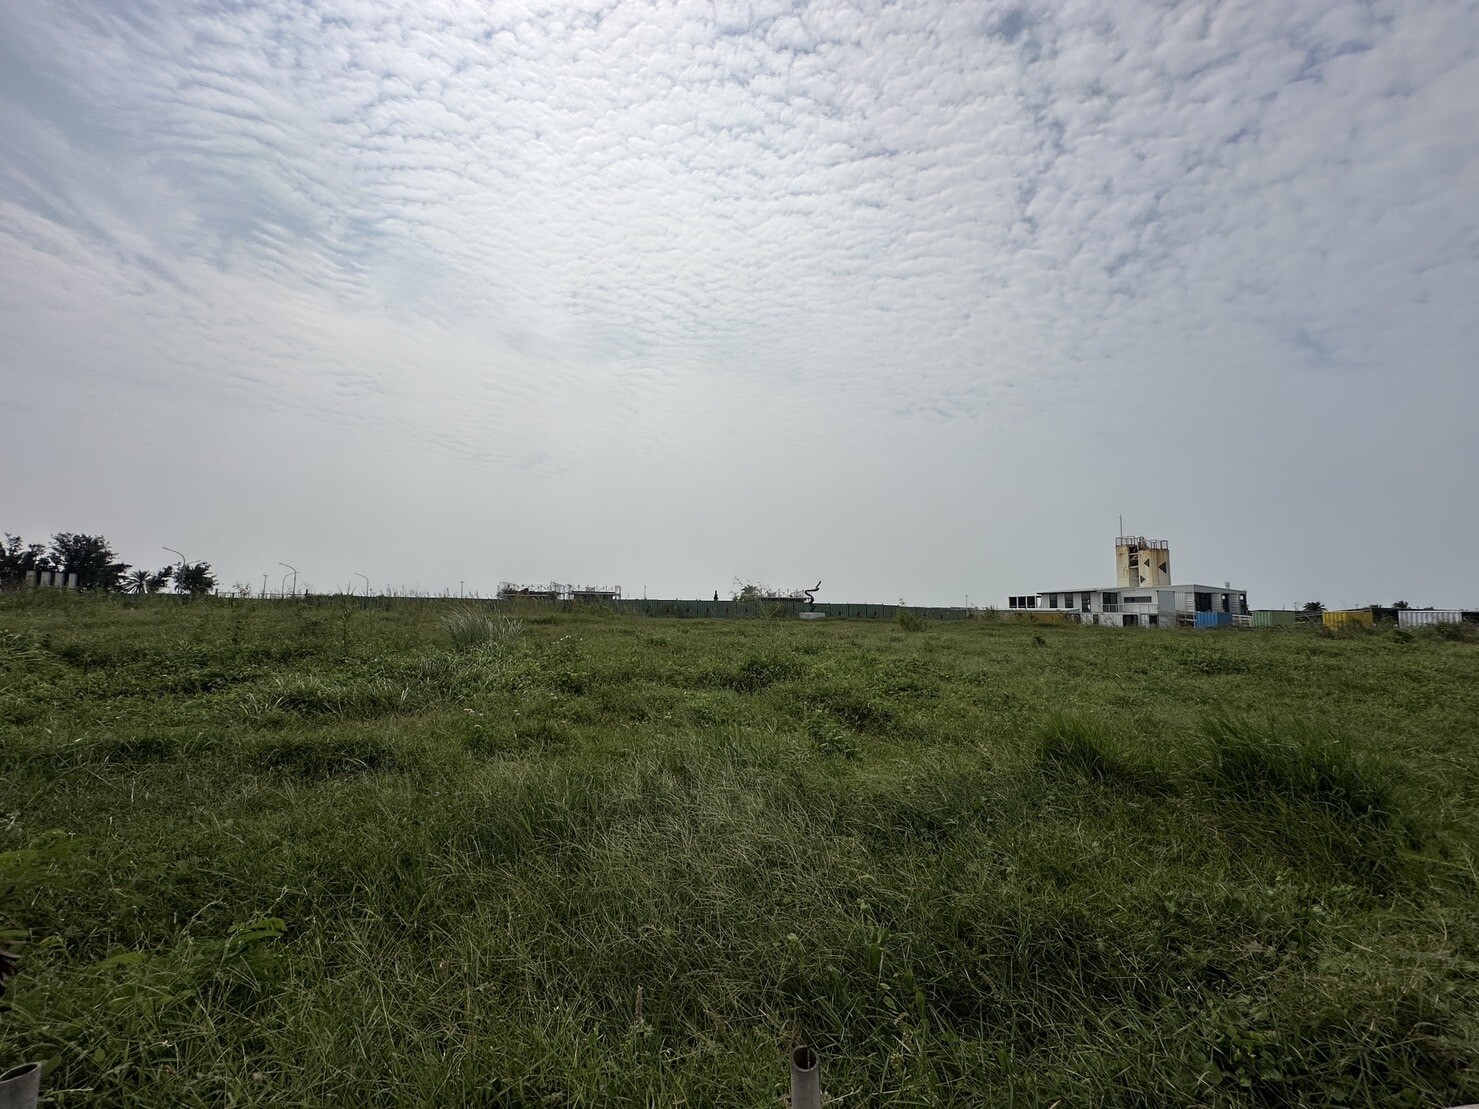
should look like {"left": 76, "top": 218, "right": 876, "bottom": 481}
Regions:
{"left": 0, "top": 1062, "right": 41, "bottom": 1109}
{"left": 790, "top": 1045, "right": 819, "bottom": 1109}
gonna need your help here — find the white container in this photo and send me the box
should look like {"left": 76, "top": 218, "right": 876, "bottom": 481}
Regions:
{"left": 1398, "top": 609, "right": 1465, "bottom": 628}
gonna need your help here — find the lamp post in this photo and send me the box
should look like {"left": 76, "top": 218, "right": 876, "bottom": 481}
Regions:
{"left": 164, "top": 547, "right": 206, "bottom": 594}
{"left": 163, "top": 547, "right": 187, "bottom": 590}
{"left": 279, "top": 562, "right": 298, "bottom": 598}
{"left": 355, "top": 572, "right": 370, "bottom": 598}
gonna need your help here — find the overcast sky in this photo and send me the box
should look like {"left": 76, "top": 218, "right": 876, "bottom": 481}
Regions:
{"left": 2, "top": 0, "right": 1476, "bottom": 609}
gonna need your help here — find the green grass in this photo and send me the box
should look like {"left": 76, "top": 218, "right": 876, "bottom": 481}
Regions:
{"left": 1, "top": 592, "right": 1477, "bottom": 1106}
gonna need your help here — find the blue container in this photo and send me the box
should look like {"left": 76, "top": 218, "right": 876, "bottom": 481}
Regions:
{"left": 1195, "top": 612, "right": 1233, "bottom": 629}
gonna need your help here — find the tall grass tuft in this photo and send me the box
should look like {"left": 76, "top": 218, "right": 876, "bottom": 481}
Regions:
{"left": 1201, "top": 717, "right": 1398, "bottom": 829}
{"left": 444, "top": 608, "right": 524, "bottom": 650}
{"left": 1035, "top": 714, "right": 1166, "bottom": 793}
{"left": 444, "top": 607, "right": 497, "bottom": 648}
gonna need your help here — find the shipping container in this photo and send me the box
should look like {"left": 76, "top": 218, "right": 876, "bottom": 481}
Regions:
{"left": 1195, "top": 612, "right": 1233, "bottom": 629}
{"left": 1323, "top": 609, "right": 1374, "bottom": 630}
{"left": 1397, "top": 609, "right": 1465, "bottom": 628}
{"left": 1252, "top": 609, "right": 1297, "bottom": 627}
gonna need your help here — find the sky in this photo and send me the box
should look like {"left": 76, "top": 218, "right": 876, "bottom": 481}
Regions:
{"left": 2, "top": 0, "right": 1476, "bottom": 609}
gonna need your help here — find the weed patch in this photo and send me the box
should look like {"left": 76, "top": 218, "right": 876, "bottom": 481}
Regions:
{"left": 254, "top": 734, "right": 402, "bottom": 778}
{"left": 716, "top": 653, "right": 805, "bottom": 693}
{"left": 466, "top": 718, "right": 571, "bottom": 758}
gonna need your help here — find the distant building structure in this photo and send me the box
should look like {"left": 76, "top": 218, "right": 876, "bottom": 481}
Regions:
{"left": 569, "top": 585, "right": 622, "bottom": 603}
{"left": 1009, "top": 535, "right": 1249, "bottom": 628}
{"left": 498, "top": 582, "right": 623, "bottom": 603}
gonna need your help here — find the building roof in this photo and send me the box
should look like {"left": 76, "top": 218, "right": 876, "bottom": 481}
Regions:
{"left": 1035, "top": 583, "right": 1246, "bottom": 594}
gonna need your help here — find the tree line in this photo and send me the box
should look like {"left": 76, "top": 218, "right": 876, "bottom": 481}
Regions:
{"left": 1, "top": 532, "right": 217, "bottom": 595}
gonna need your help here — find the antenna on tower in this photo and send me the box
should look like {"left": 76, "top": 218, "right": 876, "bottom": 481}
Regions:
{"left": 1118, "top": 514, "right": 1123, "bottom": 539}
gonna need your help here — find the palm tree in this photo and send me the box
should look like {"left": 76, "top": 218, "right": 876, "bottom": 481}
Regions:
{"left": 123, "top": 568, "right": 153, "bottom": 594}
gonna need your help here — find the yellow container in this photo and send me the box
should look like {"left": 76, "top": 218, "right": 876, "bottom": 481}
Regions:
{"left": 1323, "top": 609, "right": 1374, "bottom": 630}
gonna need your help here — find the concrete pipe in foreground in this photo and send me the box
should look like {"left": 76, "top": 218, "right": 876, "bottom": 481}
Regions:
{"left": 0, "top": 1063, "right": 40, "bottom": 1109}
{"left": 791, "top": 1045, "right": 820, "bottom": 1109}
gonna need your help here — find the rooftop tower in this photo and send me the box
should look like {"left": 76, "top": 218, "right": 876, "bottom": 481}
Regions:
{"left": 1115, "top": 536, "right": 1171, "bottom": 588}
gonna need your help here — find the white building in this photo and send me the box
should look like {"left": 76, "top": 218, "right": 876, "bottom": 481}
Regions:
{"left": 1007, "top": 536, "right": 1249, "bottom": 628}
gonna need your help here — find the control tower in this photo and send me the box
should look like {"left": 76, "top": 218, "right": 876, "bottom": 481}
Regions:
{"left": 1115, "top": 536, "right": 1171, "bottom": 589}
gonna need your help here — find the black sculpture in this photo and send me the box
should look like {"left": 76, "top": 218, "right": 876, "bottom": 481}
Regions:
{"left": 803, "top": 581, "right": 821, "bottom": 612}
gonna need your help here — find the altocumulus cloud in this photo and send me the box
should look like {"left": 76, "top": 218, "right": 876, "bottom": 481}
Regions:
{"left": 1, "top": 0, "right": 1476, "bottom": 603}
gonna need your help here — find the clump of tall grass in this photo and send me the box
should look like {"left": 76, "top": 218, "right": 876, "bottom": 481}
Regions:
{"left": 1035, "top": 714, "right": 1167, "bottom": 793}
{"left": 1198, "top": 717, "right": 1426, "bottom": 885}
{"left": 444, "top": 607, "right": 496, "bottom": 648}
{"left": 1200, "top": 718, "right": 1398, "bottom": 829}
{"left": 444, "top": 608, "right": 523, "bottom": 649}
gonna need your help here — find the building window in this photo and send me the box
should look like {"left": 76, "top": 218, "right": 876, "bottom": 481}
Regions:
{"left": 1123, "top": 595, "right": 1151, "bottom": 604}
{"left": 1048, "top": 593, "right": 1059, "bottom": 609}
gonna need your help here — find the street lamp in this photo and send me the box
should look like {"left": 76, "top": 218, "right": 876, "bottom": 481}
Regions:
{"left": 164, "top": 547, "right": 207, "bottom": 594}
{"left": 279, "top": 562, "right": 298, "bottom": 598}
{"left": 355, "top": 572, "right": 370, "bottom": 597}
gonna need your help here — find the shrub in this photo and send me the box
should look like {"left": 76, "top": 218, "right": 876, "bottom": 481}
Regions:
{"left": 896, "top": 608, "right": 927, "bottom": 633}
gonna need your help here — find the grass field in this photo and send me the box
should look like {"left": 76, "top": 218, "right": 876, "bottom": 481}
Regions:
{"left": 1, "top": 592, "right": 1477, "bottom": 1107}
